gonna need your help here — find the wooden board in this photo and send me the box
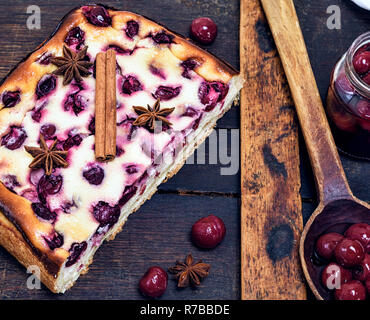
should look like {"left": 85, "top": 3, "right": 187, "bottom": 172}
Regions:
{"left": 240, "top": 0, "right": 306, "bottom": 299}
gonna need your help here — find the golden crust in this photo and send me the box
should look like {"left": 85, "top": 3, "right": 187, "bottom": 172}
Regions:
{"left": 0, "top": 210, "right": 58, "bottom": 292}
{"left": 0, "top": 4, "right": 241, "bottom": 292}
{"left": 0, "top": 6, "right": 238, "bottom": 107}
{"left": 0, "top": 183, "right": 68, "bottom": 268}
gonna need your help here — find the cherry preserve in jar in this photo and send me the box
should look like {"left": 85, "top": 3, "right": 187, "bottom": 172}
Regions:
{"left": 326, "top": 32, "right": 370, "bottom": 160}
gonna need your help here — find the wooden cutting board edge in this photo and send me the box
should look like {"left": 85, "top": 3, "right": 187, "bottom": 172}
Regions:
{"left": 240, "top": 0, "right": 307, "bottom": 300}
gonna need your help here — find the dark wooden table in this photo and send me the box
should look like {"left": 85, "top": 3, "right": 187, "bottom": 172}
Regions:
{"left": 0, "top": 0, "right": 368, "bottom": 300}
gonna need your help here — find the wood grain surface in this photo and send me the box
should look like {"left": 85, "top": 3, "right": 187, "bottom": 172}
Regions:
{"left": 240, "top": 0, "right": 306, "bottom": 300}
{"left": 0, "top": 0, "right": 368, "bottom": 300}
{"left": 261, "top": 0, "right": 353, "bottom": 204}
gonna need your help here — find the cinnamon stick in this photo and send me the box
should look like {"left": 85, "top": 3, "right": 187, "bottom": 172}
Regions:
{"left": 95, "top": 52, "right": 106, "bottom": 162}
{"left": 105, "top": 49, "right": 117, "bottom": 161}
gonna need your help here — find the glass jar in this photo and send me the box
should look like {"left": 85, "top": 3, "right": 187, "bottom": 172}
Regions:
{"left": 326, "top": 31, "right": 370, "bottom": 160}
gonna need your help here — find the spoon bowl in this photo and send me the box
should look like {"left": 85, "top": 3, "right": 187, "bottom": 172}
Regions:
{"left": 261, "top": 0, "right": 370, "bottom": 300}
{"left": 301, "top": 198, "right": 370, "bottom": 300}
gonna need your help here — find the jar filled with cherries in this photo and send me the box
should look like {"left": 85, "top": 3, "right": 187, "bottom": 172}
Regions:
{"left": 315, "top": 223, "right": 370, "bottom": 300}
{"left": 326, "top": 32, "right": 370, "bottom": 159}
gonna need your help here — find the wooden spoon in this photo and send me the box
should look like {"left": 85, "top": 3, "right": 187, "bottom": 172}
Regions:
{"left": 260, "top": 0, "right": 370, "bottom": 300}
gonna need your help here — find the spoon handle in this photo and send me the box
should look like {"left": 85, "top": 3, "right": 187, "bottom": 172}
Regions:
{"left": 260, "top": 0, "right": 353, "bottom": 204}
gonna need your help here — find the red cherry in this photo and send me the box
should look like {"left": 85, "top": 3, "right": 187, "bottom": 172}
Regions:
{"left": 353, "top": 254, "right": 370, "bottom": 282}
{"left": 40, "top": 123, "right": 56, "bottom": 140}
{"left": 139, "top": 266, "right": 167, "bottom": 298}
{"left": 326, "top": 101, "right": 357, "bottom": 133}
{"left": 345, "top": 223, "right": 370, "bottom": 253}
{"left": 357, "top": 100, "right": 370, "bottom": 131}
{"left": 353, "top": 51, "right": 370, "bottom": 75}
{"left": 334, "top": 238, "right": 365, "bottom": 267}
{"left": 358, "top": 118, "right": 370, "bottom": 132}
{"left": 190, "top": 17, "right": 217, "bottom": 45}
{"left": 362, "top": 72, "right": 370, "bottom": 86}
{"left": 357, "top": 100, "right": 370, "bottom": 119}
{"left": 334, "top": 280, "right": 367, "bottom": 300}
{"left": 321, "top": 262, "right": 352, "bottom": 290}
{"left": 315, "top": 233, "right": 344, "bottom": 260}
{"left": 335, "top": 72, "right": 355, "bottom": 95}
{"left": 191, "top": 214, "right": 226, "bottom": 249}
{"left": 366, "top": 278, "right": 370, "bottom": 294}
{"left": 355, "top": 43, "right": 370, "bottom": 56}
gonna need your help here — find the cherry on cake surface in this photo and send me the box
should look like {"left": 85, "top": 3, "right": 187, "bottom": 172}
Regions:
{"left": 36, "top": 74, "right": 57, "bottom": 99}
{"left": 44, "top": 231, "right": 64, "bottom": 250}
{"left": 66, "top": 241, "right": 87, "bottom": 267}
{"left": 31, "top": 102, "right": 47, "bottom": 123}
{"left": 2, "top": 174, "right": 20, "bottom": 191}
{"left": 121, "top": 75, "right": 143, "bottom": 95}
{"left": 63, "top": 134, "right": 83, "bottom": 151}
{"left": 152, "top": 31, "right": 174, "bottom": 44}
{"left": 64, "top": 93, "right": 87, "bottom": 116}
{"left": 65, "top": 27, "right": 85, "bottom": 47}
{"left": 37, "top": 174, "right": 63, "bottom": 203}
{"left": 1, "top": 126, "right": 27, "bottom": 150}
{"left": 40, "top": 124, "right": 56, "bottom": 140}
{"left": 82, "top": 6, "right": 111, "bottom": 27}
{"left": 181, "top": 59, "right": 199, "bottom": 79}
{"left": 92, "top": 201, "right": 120, "bottom": 227}
{"left": 83, "top": 164, "right": 105, "bottom": 185}
{"left": 125, "top": 20, "right": 139, "bottom": 39}
{"left": 190, "top": 17, "right": 218, "bottom": 45}
{"left": 118, "top": 185, "right": 137, "bottom": 207}
{"left": 199, "top": 81, "right": 228, "bottom": 111}
{"left": 2, "top": 90, "right": 20, "bottom": 108}
{"left": 31, "top": 202, "right": 57, "bottom": 222}
{"left": 153, "top": 86, "right": 181, "bottom": 101}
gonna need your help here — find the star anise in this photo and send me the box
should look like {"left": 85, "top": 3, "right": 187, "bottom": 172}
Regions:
{"left": 133, "top": 99, "right": 175, "bottom": 130}
{"left": 50, "top": 45, "right": 93, "bottom": 85}
{"left": 25, "top": 135, "right": 68, "bottom": 175}
{"left": 168, "top": 254, "right": 211, "bottom": 288}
